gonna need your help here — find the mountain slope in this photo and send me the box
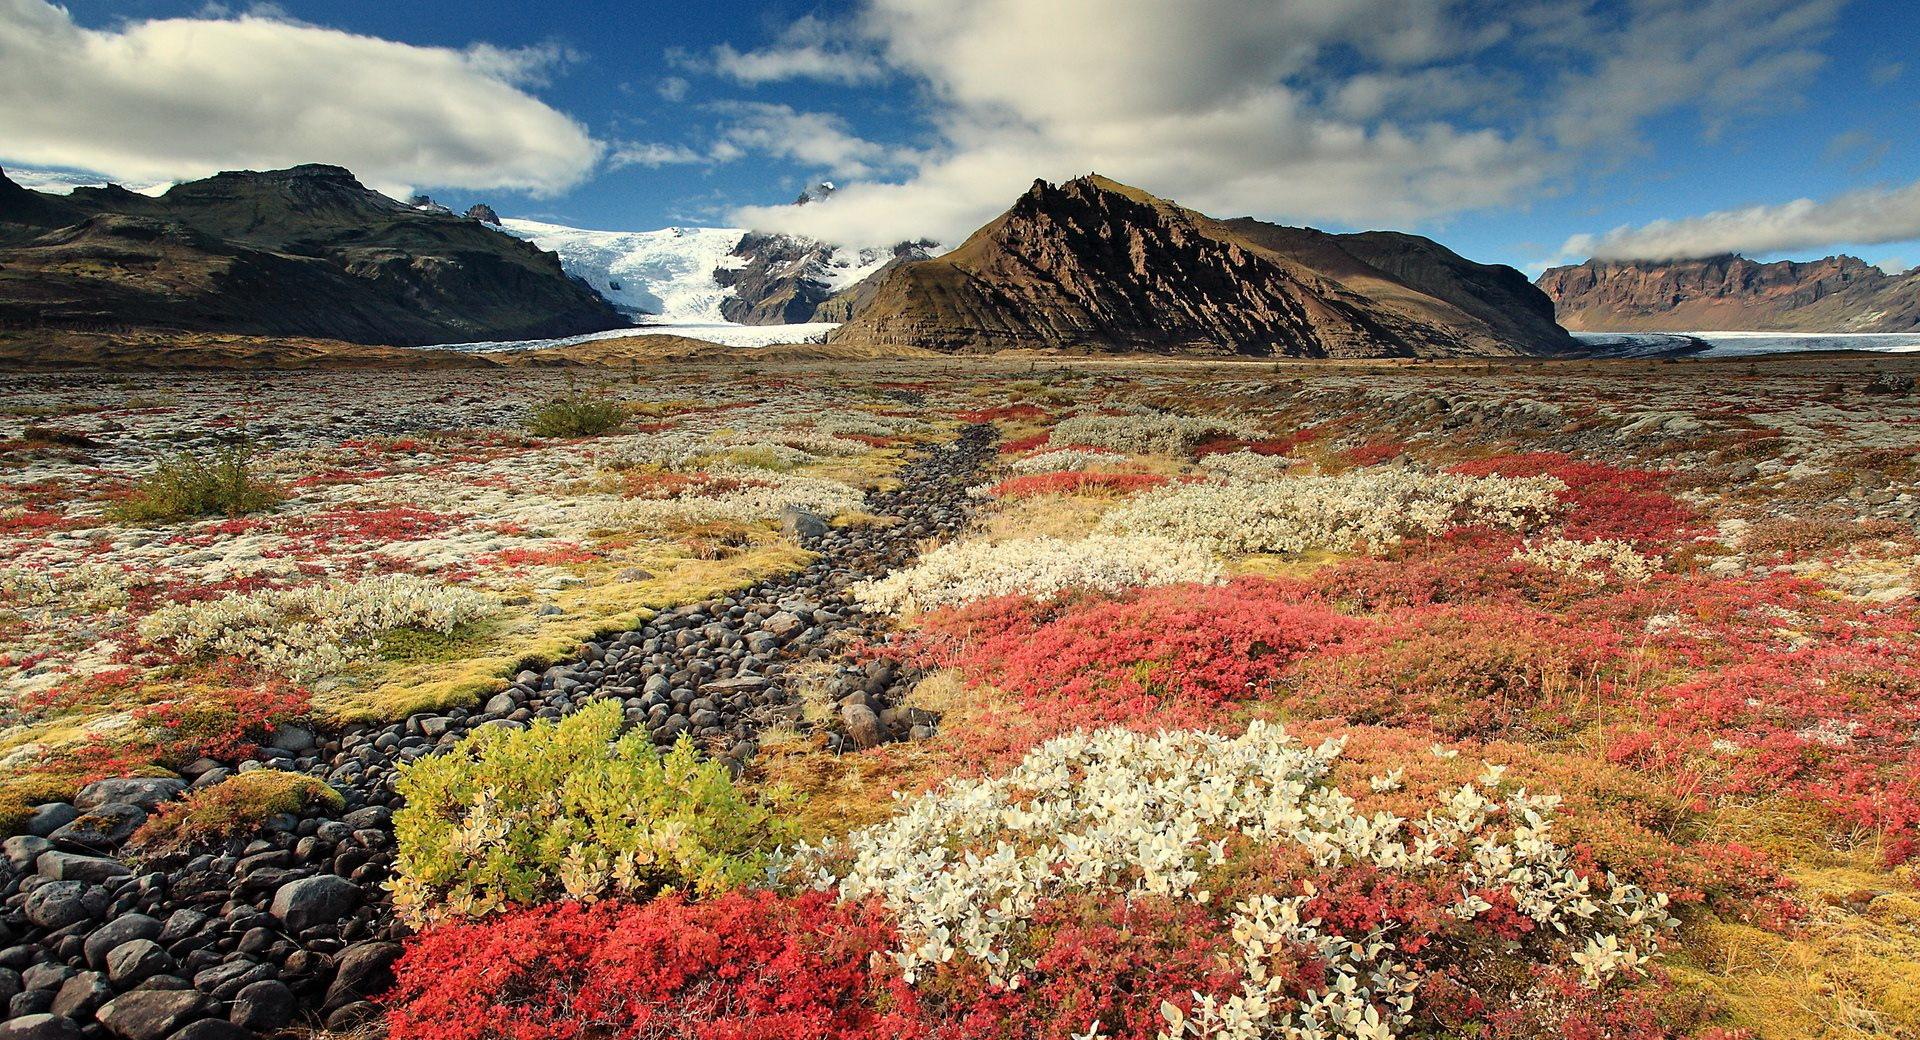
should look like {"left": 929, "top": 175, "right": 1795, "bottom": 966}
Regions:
{"left": 496, "top": 219, "right": 748, "bottom": 321}
{"left": 830, "top": 175, "right": 1574, "bottom": 357}
{"left": 0, "top": 165, "right": 627, "bottom": 346}
{"left": 1536, "top": 255, "right": 1920, "bottom": 332}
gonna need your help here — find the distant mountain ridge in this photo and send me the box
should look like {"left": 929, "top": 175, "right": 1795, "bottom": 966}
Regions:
{"left": 1536, "top": 254, "right": 1920, "bottom": 332}
{"left": 0, "top": 164, "right": 626, "bottom": 346}
{"left": 830, "top": 175, "right": 1575, "bottom": 357}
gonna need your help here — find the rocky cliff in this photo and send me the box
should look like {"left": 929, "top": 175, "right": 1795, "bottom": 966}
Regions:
{"left": 0, "top": 165, "right": 627, "bottom": 346}
{"left": 1536, "top": 254, "right": 1919, "bottom": 332}
{"left": 830, "top": 175, "right": 1575, "bottom": 357}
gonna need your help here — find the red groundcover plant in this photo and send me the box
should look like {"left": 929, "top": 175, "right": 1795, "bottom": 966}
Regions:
{"left": 385, "top": 891, "right": 924, "bottom": 1040}
{"left": 1450, "top": 453, "right": 1696, "bottom": 547}
{"left": 913, "top": 579, "right": 1368, "bottom": 763}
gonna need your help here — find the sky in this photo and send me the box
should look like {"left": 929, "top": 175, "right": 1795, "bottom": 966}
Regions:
{"left": 3, "top": 0, "right": 1918, "bottom": 274}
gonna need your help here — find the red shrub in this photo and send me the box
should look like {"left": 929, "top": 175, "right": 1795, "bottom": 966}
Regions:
{"left": 1450, "top": 453, "right": 1696, "bottom": 546}
{"left": 1337, "top": 441, "right": 1407, "bottom": 467}
{"left": 957, "top": 405, "right": 1046, "bottom": 423}
{"left": 921, "top": 896, "right": 1241, "bottom": 1040}
{"left": 914, "top": 579, "right": 1367, "bottom": 763}
{"left": 386, "top": 891, "right": 923, "bottom": 1040}
{"left": 997, "top": 433, "right": 1050, "bottom": 455}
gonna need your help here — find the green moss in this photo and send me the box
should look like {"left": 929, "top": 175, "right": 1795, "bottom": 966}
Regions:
{"left": 374, "top": 621, "right": 491, "bottom": 663}
{"left": 130, "top": 771, "right": 344, "bottom": 851}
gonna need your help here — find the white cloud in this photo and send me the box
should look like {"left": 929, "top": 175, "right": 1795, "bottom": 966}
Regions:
{"left": 708, "top": 15, "right": 884, "bottom": 86}
{"left": 709, "top": 0, "right": 1846, "bottom": 249}
{"left": 1557, "top": 180, "right": 1920, "bottom": 262}
{"left": 609, "top": 142, "right": 705, "bottom": 169}
{"left": 709, "top": 102, "right": 908, "bottom": 179}
{"left": 0, "top": 0, "right": 602, "bottom": 197}
{"left": 656, "top": 76, "right": 690, "bottom": 102}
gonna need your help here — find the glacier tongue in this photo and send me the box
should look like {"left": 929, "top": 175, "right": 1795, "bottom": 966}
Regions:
{"left": 496, "top": 219, "right": 747, "bottom": 323}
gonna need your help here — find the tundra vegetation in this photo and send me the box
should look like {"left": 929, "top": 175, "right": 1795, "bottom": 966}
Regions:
{"left": 3, "top": 358, "right": 1918, "bottom": 1040}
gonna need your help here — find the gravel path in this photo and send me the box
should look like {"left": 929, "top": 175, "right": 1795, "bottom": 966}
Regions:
{"left": 0, "top": 425, "right": 997, "bottom": 1040}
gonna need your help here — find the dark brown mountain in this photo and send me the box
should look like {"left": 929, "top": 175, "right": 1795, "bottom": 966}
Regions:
{"left": 1536, "top": 254, "right": 1920, "bottom": 332}
{"left": 829, "top": 175, "right": 1576, "bottom": 357}
{"left": 0, "top": 164, "right": 626, "bottom": 346}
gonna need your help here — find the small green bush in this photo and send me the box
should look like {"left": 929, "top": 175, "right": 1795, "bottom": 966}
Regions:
{"left": 110, "top": 445, "right": 283, "bottom": 523}
{"left": 391, "top": 700, "right": 792, "bottom": 924}
{"left": 130, "top": 771, "right": 344, "bottom": 851}
{"left": 525, "top": 392, "right": 626, "bottom": 437}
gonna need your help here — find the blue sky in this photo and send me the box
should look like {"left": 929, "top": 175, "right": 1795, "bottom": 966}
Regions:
{"left": 5, "top": 0, "right": 1919, "bottom": 273}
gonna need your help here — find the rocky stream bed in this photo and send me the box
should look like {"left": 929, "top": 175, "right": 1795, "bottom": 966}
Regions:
{"left": 0, "top": 425, "right": 998, "bottom": 1040}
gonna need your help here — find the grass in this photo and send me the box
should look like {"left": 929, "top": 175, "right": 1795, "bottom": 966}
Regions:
{"left": 525, "top": 390, "right": 626, "bottom": 437}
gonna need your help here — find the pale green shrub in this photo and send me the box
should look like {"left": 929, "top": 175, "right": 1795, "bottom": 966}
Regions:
{"left": 391, "top": 700, "right": 791, "bottom": 924}
{"left": 852, "top": 534, "right": 1221, "bottom": 612}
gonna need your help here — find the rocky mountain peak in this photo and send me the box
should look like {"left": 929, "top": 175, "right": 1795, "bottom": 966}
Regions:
{"left": 1536, "top": 253, "right": 1917, "bottom": 332}
{"left": 464, "top": 203, "right": 501, "bottom": 224}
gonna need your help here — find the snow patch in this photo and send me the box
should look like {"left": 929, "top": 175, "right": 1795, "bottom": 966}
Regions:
{"left": 496, "top": 218, "right": 748, "bottom": 323}
{"left": 1575, "top": 331, "right": 1920, "bottom": 357}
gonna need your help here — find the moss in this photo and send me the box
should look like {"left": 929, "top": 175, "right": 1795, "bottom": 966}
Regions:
{"left": 374, "top": 621, "right": 493, "bottom": 663}
{"left": 130, "top": 771, "right": 344, "bottom": 852}
{"left": 316, "top": 540, "right": 816, "bottom": 724}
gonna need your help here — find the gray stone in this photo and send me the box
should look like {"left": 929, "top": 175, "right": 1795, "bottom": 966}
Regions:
{"left": 96, "top": 988, "right": 205, "bottom": 1040}
{"left": 49, "top": 971, "right": 110, "bottom": 1019}
{"left": 0, "top": 1014, "right": 83, "bottom": 1040}
{"left": 84, "top": 916, "right": 162, "bottom": 969}
{"left": 268, "top": 874, "right": 357, "bottom": 932}
{"left": 105, "top": 941, "right": 174, "bottom": 987}
{"left": 778, "top": 506, "right": 829, "bottom": 540}
{"left": 47, "top": 805, "right": 148, "bottom": 851}
{"left": 3, "top": 835, "right": 51, "bottom": 871}
{"left": 24, "top": 805, "right": 78, "bottom": 838}
{"left": 73, "top": 779, "right": 184, "bottom": 813}
{"left": 265, "top": 726, "right": 314, "bottom": 752}
{"left": 840, "top": 703, "right": 883, "bottom": 750}
{"left": 321, "top": 942, "right": 400, "bottom": 1012}
{"left": 227, "top": 980, "right": 293, "bottom": 1032}
{"left": 35, "top": 851, "right": 132, "bottom": 884}
{"left": 165, "top": 1021, "right": 250, "bottom": 1040}
{"left": 24, "top": 881, "right": 105, "bottom": 930}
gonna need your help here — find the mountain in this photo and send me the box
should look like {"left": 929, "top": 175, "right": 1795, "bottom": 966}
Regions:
{"left": 1536, "top": 255, "right": 1920, "bottom": 332}
{"left": 829, "top": 175, "right": 1575, "bottom": 357}
{"left": 495, "top": 216, "right": 927, "bottom": 326}
{"left": 0, "top": 165, "right": 626, "bottom": 346}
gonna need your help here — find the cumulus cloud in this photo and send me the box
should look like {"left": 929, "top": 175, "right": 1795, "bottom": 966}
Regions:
{"left": 1558, "top": 179, "right": 1920, "bottom": 261}
{"left": 707, "top": 15, "right": 884, "bottom": 86}
{"left": 707, "top": 0, "right": 1846, "bottom": 249}
{"left": 708, "top": 103, "right": 908, "bottom": 179}
{"left": 0, "top": 0, "right": 602, "bottom": 196}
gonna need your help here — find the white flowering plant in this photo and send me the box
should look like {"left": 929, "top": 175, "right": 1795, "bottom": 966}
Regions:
{"left": 851, "top": 534, "right": 1222, "bottom": 613}
{"left": 786, "top": 724, "right": 1677, "bottom": 1040}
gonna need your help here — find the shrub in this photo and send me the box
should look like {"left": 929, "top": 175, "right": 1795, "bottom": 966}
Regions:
{"left": 109, "top": 445, "right": 283, "bottom": 523}
{"left": 391, "top": 700, "right": 793, "bottom": 924}
{"left": 131, "top": 771, "right": 343, "bottom": 850}
{"left": 912, "top": 579, "right": 1365, "bottom": 759}
{"left": 1451, "top": 453, "right": 1695, "bottom": 547}
{"left": 794, "top": 724, "right": 1676, "bottom": 1037}
{"left": 854, "top": 535, "right": 1220, "bottom": 614}
{"left": 1101, "top": 467, "right": 1563, "bottom": 555}
{"left": 1048, "top": 412, "right": 1262, "bottom": 456}
{"left": 138, "top": 573, "right": 496, "bottom": 681}
{"left": 525, "top": 392, "right": 626, "bottom": 437}
{"left": 386, "top": 890, "right": 922, "bottom": 1040}
{"left": 984, "top": 471, "right": 1170, "bottom": 498}
{"left": 1291, "top": 608, "right": 1622, "bottom": 739}
{"left": 1512, "top": 536, "right": 1662, "bottom": 583}
{"left": 1007, "top": 446, "right": 1127, "bottom": 473}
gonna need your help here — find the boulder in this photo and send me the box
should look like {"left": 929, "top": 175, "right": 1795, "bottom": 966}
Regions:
{"left": 47, "top": 805, "right": 148, "bottom": 851}
{"left": 85, "top": 916, "right": 164, "bottom": 969}
{"left": 321, "top": 941, "right": 400, "bottom": 1012}
{"left": 105, "top": 940, "right": 174, "bottom": 987}
{"left": 73, "top": 780, "right": 184, "bottom": 813}
{"left": 227, "top": 979, "right": 293, "bottom": 1031}
{"left": 95, "top": 989, "right": 205, "bottom": 1040}
{"left": 35, "top": 851, "right": 132, "bottom": 884}
{"left": 268, "top": 875, "right": 357, "bottom": 932}
{"left": 24, "top": 881, "right": 106, "bottom": 930}
{"left": 839, "top": 703, "right": 884, "bottom": 750}
{"left": 0, "top": 1014, "right": 83, "bottom": 1040}
{"left": 49, "top": 971, "right": 110, "bottom": 1019}
{"left": 24, "top": 805, "right": 78, "bottom": 838}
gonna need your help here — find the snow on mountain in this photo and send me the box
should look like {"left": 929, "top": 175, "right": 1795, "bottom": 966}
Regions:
{"left": 496, "top": 218, "right": 749, "bottom": 323}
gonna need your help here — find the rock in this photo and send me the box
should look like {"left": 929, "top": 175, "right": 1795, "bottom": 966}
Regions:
{"left": 73, "top": 780, "right": 185, "bottom": 813}
{"left": 24, "top": 881, "right": 106, "bottom": 930}
{"left": 35, "top": 851, "right": 132, "bottom": 884}
{"left": 266, "top": 727, "right": 315, "bottom": 753}
{"left": 49, "top": 971, "right": 111, "bottom": 1019}
{"left": 839, "top": 703, "right": 883, "bottom": 750}
{"left": 464, "top": 203, "right": 500, "bottom": 224}
{"left": 268, "top": 874, "right": 357, "bottom": 932}
{"left": 762, "top": 611, "right": 805, "bottom": 638}
{"left": 227, "top": 979, "right": 293, "bottom": 1032}
{"left": 95, "top": 989, "right": 205, "bottom": 1040}
{"left": 322, "top": 942, "right": 400, "bottom": 1012}
{"left": 47, "top": 805, "right": 148, "bottom": 851}
{"left": 3, "top": 835, "right": 52, "bottom": 871}
{"left": 84, "top": 916, "right": 163, "bottom": 969}
{"left": 24, "top": 805, "right": 79, "bottom": 838}
{"left": 105, "top": 941, "right": 174, "bottom": 987}
{"left": 483, "top": 692, "right": 517, "bottom": 715}
{"left": 0, "top": 1014, "right": 83, "bottom": 1040}
{"left": 164, "top": 1021, "right": 250, "bottom": 1040}
{"left": 779, "top": 507, "right": 830, "bottom": 541}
